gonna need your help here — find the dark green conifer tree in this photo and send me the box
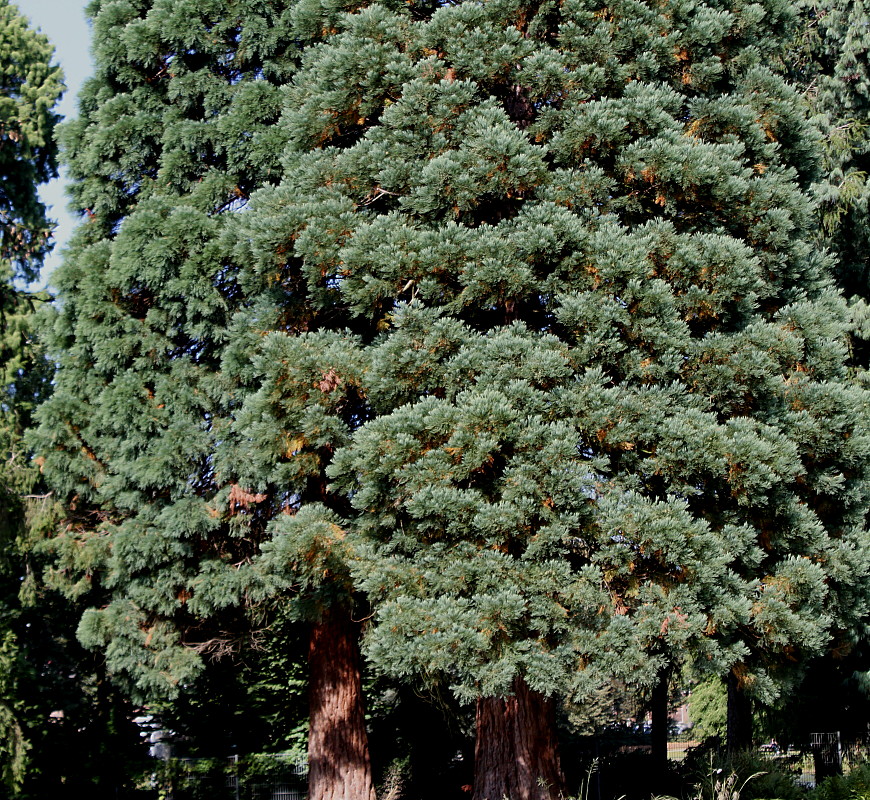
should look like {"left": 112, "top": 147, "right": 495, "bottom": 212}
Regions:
{"left": 30, "top": 2, "right": 378, "bottom": 799}
{"left": 0, "top": 5, "right": 144, "bottom": 795}
{"left": 230, "top": 0, "right": 870, "bottom": 793}
{"left": 800, "top": 0, "right": 870, "bottom": 306}
{"left": 0, "top": 0, "right": 61, "bottom": 509}
{"left": 0, "top": 0, "right": 61, "bottom": 291}
{"left": 769, "top": 0, "right": 870, "bottom": 753}
{"left": 0, "top": 1, "right": 61, "bottom": 790}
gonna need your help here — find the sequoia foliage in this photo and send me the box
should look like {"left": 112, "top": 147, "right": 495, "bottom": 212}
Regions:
{"left": 231, "top": 0, "right": 870, "bottom": 791}
{"left": 29, "top": 2, "right": 381, "bottom": 798}
{"left": 32, "top": 0, "right": 303, "bottom": 695}
{"left": 27, "top": 0, "right": 870, "bottom": 797}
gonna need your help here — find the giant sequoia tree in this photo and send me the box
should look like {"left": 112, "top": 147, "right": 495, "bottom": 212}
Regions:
{"left": 230, "top": 0, "right": 870, "bottom": 794}
{"left": 30, "top": 2, "right": 377, "bottom": 799}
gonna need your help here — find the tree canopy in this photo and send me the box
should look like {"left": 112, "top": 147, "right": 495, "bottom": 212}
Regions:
{"left": 227, "top": 0, "right": 870, "bottom": 791}
{"left": 20, "top": 0, "right": 870, "bottom": 796}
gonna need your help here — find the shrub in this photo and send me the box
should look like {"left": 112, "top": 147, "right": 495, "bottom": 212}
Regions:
{"left": 812, "top": 762, "right": 870, "bottom": 800}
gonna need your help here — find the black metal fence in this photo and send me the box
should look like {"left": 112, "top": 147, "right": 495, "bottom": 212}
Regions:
{"left": 158, "top": 733, "right": 870, "bottom": 800}
{"left": 561, "top": 728, "right": 870, "bottom": 799}
{"left": 158, "top": 754, "right": 308, "bottom": 800}
{"left": 756, "top": 733, "right": 870, "bottom": 788}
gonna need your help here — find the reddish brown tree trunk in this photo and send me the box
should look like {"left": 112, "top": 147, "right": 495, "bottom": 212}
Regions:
{"left": 473, "top": 677, "right": 564, "bottom": 800}
{"left": 307, "top": 606, "right": 376, "bottom": 800}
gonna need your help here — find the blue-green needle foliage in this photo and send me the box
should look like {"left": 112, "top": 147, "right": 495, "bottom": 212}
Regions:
{"left": 28, "top": 0, "right": 355, "bottom": 699}
{"left": 230, "top": 0, "right": 870, "bottom": 706}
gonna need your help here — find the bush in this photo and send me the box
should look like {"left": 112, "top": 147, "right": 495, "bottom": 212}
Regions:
{"left": 812, "top": 762, "right": 870, "bottom": 800}
{"left": 728, "top": 751, "right": 806, "bottom": 800}
{"left": 679, "top": 750, "right": 806, "bottom": 800}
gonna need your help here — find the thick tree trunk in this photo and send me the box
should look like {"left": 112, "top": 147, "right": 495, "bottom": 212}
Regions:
{"left": 473, "top": 677, "right": 564, "bottom": 800}
{"left": 726, "top": 670, "right": 753, "bottom": 755}
{"left": 307, "top": 606, "right": 376, "bottom": 800}
{"left": 650, "top": 673, "right": 669, "bottom": 782}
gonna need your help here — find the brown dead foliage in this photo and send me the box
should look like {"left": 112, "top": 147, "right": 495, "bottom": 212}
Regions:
{"left": 228, "top": 484, "right": 267, "bottom": 514}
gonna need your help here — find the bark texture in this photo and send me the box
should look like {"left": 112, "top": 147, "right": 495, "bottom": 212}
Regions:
{"left": 307, "top": 606, "right": 376, "bottom": 800}
{"left": 726, "top": 670, "right": 753, "bottom": 754}
{"left": 473, "top": 677, "right": 564, "bottom": 800}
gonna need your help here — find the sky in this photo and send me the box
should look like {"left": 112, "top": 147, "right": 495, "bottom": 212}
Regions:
{"left": 15, "top": 0, "right": 93, "bottom": 286}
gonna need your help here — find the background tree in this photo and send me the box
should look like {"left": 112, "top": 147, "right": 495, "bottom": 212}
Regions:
{"left": 0, "top": 0, "right": 61, "bottom": 791}
{"left": 688, "top": 678, "right": 728, "bottom": 742}
{"left": 0, "top": 0, "right": 61, "bottom": 291}
{"left": 799, "top": 0, "right": 870, "bottom": 307}
{"left": 760, "top": 0, "right": 870, "bottom": 751}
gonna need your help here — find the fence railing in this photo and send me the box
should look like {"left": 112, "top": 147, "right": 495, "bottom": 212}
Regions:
{"left": 162, "top": 733, "right": 870, "bottom": 799}
{"left": 161, "top": 753, "right": 308, "bottom": 800}
{"left": 564, "top": 728, "right": 870, "bottom": 798}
